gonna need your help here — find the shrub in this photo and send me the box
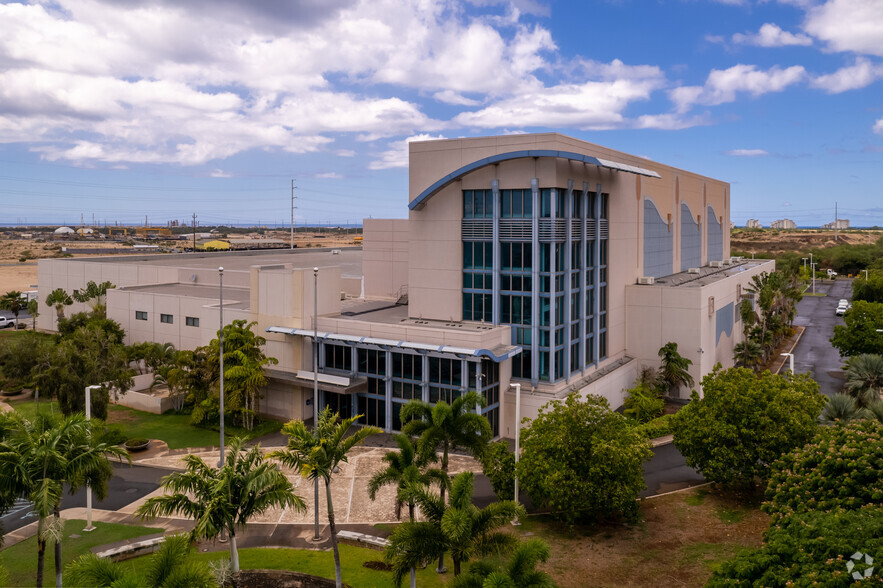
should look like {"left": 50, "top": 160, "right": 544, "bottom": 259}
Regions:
{"left": 480, "top": 440, "right": 515, "bottom": 501}
{"left": 517, "top": 393, "right": 651, "bottom": 524}
{"left": 96, "top": 423, "right": 128, "bottom": 446}
{"left": 671, "top": 366, "right": 826, "bottom": 489}
{"left": 633, "top": 413, "right": 673, "bottom": 439}
{"left": 763, "top": 420, "right": 883, "bottom": 522}
{"left": 622, "top": 382, "right": 664, "bottom": 423}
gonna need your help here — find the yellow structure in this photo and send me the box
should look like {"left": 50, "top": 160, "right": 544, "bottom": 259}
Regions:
{"left": 135, "top": 227, "right": 173, "bottom": 238}
{"left": 198, "top": 239, "right": 231, "bottom": 251}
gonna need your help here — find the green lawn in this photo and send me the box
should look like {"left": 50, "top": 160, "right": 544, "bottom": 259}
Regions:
{"left": 124, "top": 544, "right": 458, "bottom": 588}
{"left": 8, "top": 400, "right": 282, "bottom": 450}
{"left": 0, "top": 519, "right": 161, "bottom": 588}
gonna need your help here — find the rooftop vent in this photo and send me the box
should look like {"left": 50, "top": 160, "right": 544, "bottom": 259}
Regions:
{"left": 709, "top": 260, "right": 724, "bottom": 268}
{"left": 688, "top": 267, "right": 701, "bottom": 274}
{"left": 636, "top": 276, "right": 655, "bottom": 285}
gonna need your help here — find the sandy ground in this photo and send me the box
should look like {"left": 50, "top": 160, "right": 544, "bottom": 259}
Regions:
{"left": 731, "top": 228, "right": 881, "bottom": 256}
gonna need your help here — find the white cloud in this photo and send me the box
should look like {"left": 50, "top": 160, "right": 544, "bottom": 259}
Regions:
{"left": 433, "top": 91, "right": 482, "bottom": 106}
{"left": 732, "top": 23, "right": 812, "bottom": 47}
{"left": 671, "top": 64, "right": 806, "bottom": 112}
{"left": 724, "top": 149, "right": 770, "bottom": 156}
{"left": 874, "top": 118, "right": 883, "bottom": 134}
{"left": 811, "top": 57, "right": 883, "bottom": 92}
{"left": 315, "top": 172, "right": 343, "bottom": 179}
{"left": 804, "top": 0, "right": 883, "bottom": 57}
{"left": 635, "top": 113, "right": 713, "bottom": 130}
{"left": 211, "top": 169, "right": 233, "bottom": 178}
{"left": 369, "top": 134, "right": 447, "bottom": 170}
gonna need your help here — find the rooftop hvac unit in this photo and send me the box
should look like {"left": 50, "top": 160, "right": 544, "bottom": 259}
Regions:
{"left": 709, "top": 260, "right": 724, "bottom": 267}
{"left": 637, "top": 276, "right": 655, "bottom": 285}
{"left": 340, "top": 291, "right": 346, "bottom": 300}
{"left": 688, "top": 267, "right": 701, "bottom": 274}
{"left": 722, "top": 258, "right": 732, "bottom": 265}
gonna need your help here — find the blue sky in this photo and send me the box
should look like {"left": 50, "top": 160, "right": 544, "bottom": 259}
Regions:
{"left": 1, "top": 0, "right": 882, "bottom": 227}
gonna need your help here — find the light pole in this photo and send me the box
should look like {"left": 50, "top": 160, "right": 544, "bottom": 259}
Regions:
{"left": 780, "top": 353, "right": 794, "bottom": 374}
{"left": 511, "top": 382, "right": 522, "bottom": 526}
{"left": 312, "top": 267, "right": 321, "bottom": 542}
{"left": 802, "top": 258, "right": 807, "bottom": 273}
{"left": 84, "top": 384, "right": 101, "bottom": 532}
{"left": 811, "top": 262, "right": 817, "bottom": 294}
{"left": 864, "top": 269, "right": 869, "bottom": 281}
{"left": 218, "top": 267, "right": 225, "bottom": 468}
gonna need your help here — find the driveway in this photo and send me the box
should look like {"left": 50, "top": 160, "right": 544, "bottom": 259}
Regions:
{"left": 790, "top": 278, "right": 851, "bottom": 396}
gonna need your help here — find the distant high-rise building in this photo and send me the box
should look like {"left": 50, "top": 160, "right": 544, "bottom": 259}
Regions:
{"left": 770, "top": 219, "right": 796, "bottom": 229}
{"left": 746, "top": 219, "right": 761, "bottom": 229}
{"left": 821, "top": 219, "right": 849, "bottom": 230}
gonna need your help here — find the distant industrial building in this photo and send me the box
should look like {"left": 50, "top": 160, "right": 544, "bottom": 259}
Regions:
{"left": 770, "top": 219, "right": 796, "bottom": 229}
{"left": 745, "top": 219, "right": 761, "bottom": 229}
{"left": 821, "top": 219, "right": 849, "bottom": 230}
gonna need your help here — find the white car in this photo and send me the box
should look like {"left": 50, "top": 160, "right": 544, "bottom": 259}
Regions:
{"left": 0, "top": 316, "right": 17, "bottom": 329}
{"left": 836, "top": 304, "right": 849, "bottom": 316}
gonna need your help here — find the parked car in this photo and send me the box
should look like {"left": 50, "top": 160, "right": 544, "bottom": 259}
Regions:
{"left": 0, "top": 316, "right": 17, "bottom": 329}
{"left": 836, "top": 303, "right": 849, "bottom": 316}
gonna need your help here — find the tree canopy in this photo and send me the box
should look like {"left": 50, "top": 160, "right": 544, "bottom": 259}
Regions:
{"left": 670, "top": 366, "right": 826, "bottom": 489}
{"left": 517, "top": 393, "right": 651, "bottom": 524}
{"left": 831, "top": 300, "right": 883, "bottom": 357}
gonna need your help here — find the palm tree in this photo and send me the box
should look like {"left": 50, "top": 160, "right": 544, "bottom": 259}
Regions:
{"left": 66, "top": 534, "right": 216, "bottom": 588}
{"left": 137, "top": 437, "right": 304, "bottom": 573}
{"left": 44, "top": 288, "right": 73, "bottom": 323}
{"left": 384, "top": 472, "right": 525, "bottom": 585}
{"left": 27, "top": 298, "right": 39, "bottom": 329}
{"left": 368, "top": 433, "right": 448, "bottom": 521}
{"left": 452, "top": 538, "right": 555, "bottom": 588}
{"left": 844, "top": 353, "right": 883, "bottom": 406}
{"left": 657, "top": 342, "right": 694, "bottom": 397}
{"left": 733, "top": 340, "right": 763, "bottom": 372}
{"left": 269, "top": 407, "right": 381, "bottom": 588}
{"left": 821, "top": 393, "right": 869, "bottom": 425}
{"left": 72, "top": 280, "right": 115, "bottom": 314}
{"left": 401, "top": 391, "right": 491, "bottom": 573}
{"left": 0, "top": 412, "right": 129, "bottom": 588}
{"left": 0, "top": 290, "right": 24, "bottom": 325}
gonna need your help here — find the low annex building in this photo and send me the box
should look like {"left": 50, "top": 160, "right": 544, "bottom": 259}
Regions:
{"left": 38, "top": 133, "right": 773, "bottom": 439}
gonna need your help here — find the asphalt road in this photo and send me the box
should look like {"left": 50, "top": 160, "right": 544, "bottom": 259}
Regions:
{"left": 0, "top": 463, "right": 172, "bottom": 534}
{"left": 790, "top": 278, "right": 852, "bottom": 396}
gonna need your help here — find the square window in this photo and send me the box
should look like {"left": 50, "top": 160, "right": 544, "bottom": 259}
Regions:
{"left": 160, "top": 313, "right": 173, "bottom": 324}
{"left": 135, "top": 311, "right": 147, "bottom": 321}
{"left": 185, "top": 316, "right": 199, "bottom": 327}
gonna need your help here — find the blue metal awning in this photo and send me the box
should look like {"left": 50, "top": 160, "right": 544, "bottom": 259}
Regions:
{"left": 266, "top": 326, "right": 522, "bottom": 362}
{"left": 409, "top": 149, "right": 661, "bottom": 211}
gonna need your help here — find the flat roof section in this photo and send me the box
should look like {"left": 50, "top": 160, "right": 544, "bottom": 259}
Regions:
{"left": 119, "top": 283, "right": 251, "bottom": 310}
{"left": 336, "top": 299, "right": 503, "bottom": 333}
{"left": 651, "top": 259, "right": 774, "bottom": 288}
{"left": 74, "top": 247, "right": 364, "bottom": 277}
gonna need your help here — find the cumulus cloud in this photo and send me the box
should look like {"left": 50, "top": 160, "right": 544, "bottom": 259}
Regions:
{"left": 732, "top": 23, "right": 812, "bottom": 47}
{"left": 369, "top": 134, "right": 447, "bottom": 170}
{"left": 811, "top": 57, "right": 883, "bottom": 92}
{"left": 671, "top": 64, "right": 806, "bottom": 112}
{"left": 874, "top": 118, "right": 883, "bottom": 134}
{"left": 724, "top": 149, "right": 769, "bottom": 156}
{"left": 804, "top": 0, "right": 883, "bottom": 57}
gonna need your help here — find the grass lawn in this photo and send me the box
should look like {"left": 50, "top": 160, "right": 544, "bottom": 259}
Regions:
{"left": 123, "top": 544, "right": 458, "bottom": 588}
{"left": 0, "top": 519, "right": 161, "bottom": 588}
{"left": 8, "top": 399, "right": 281, "bottom": 450}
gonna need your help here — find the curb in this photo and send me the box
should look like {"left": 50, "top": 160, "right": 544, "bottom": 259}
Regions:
{"left": 773, "top": 326, "right": 806, "bottom": 375}
{"left": 651, "top": 434, "right": 674, "bottom": 447}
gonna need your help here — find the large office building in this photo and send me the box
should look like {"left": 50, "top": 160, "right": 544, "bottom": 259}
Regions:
{"left": 38, "top": 133, "right": 773, "bottom": 439}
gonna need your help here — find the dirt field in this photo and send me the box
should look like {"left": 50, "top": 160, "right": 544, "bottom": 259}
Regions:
{"left": 0, "top": 232, "right": 359, "bottom": 295}
{"left": 731, "top": 228, "right": 881, "bottom": 256}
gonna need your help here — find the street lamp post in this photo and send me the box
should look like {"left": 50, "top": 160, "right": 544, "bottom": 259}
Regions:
{"left": 84, "top": 384, "right": 101, "bottom": 532}
{"left": 780, "top": 353, "right": 794, "bottom": 374}
{"left": 802, "top": 258, "right": 807, "bottom": 273}
{"left": 218, "top": 267, "right": 225, "bottom": 468}
{"left": 312, "top": 267, "right": 321, "bottom": 542}
{"left": 811, "top": 262, "right": 817, "bottom": 294}
{"left": 511, "top": 383, "right": 521, "bottom": 526}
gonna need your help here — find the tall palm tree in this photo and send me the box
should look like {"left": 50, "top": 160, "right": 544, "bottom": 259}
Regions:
{"left": 0, "top": 412, "right": 129, "bottom": 588}
{"left": 844, "top": 353, "right": 883, "bottom": 406}
{"left": 137, "top": 437, "right": 304, "bottom": 573}
{"left": 44, "top": 288, "right": 73, "bottom": 324}
{"left": 452, "top": 538, "right": 556, "bottom": 588}
{"left": 384, "top": 472, "right": 525, "bottom": 585}
{"left": 657, "top": 342, "right": 694, "bottom": 397}
{"left": 269, "top": 407, "right": 381, "bottom": 588}
{"left": 0, "top": 290, "right": 24, "bottom": 325}
{"left": 368, "top": 433, "right": 448, "bottom": 521}
{"left": 401, "top": 391, "right": 491, "bottom": 573}
{"left": 66, "top": 534, "right": 216, "bottom": 588}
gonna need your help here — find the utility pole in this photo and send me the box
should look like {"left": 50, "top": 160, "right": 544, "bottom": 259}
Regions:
{"left": 192, "top": 213, "right": 197, "bottom": 253}
{"left": 291, "top": 179, "right": 297, "bottom": 249}
{"left": 834, "top": 202, "right": 838, "bottom": 242}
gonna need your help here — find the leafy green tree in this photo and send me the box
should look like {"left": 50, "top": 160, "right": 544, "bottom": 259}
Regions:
{"left": 44, "top": 288, "right": 73, "bottom": 323}
{"left": 27, "top": 298, "right": 39, "bottom": 329}
{"left": 708, "top": 507, "right": 883, "bottom": 586}
{"left": 656, "top": 342, "right": 694, "bottom": 397}
{"left": 57, "top": 309, "right": 126, "bottom": 342}
{"left": 763, "top": 420, "right": 883, "bottom": 522}
{"left": 479, "top": 440, "right": 516, "bottom": 501}
{"left": 368, "top": 433, "right": 447, "bottom": 521}
{"left": 831, "top": 300, "right": 883, "bottom": 357}
{"left": 622, "top": 379, "right": 664, "bottom": 423}
{"left": 401, "top": 391, "right": 491, "bottom": 572}
{"left": 452, "top": 538, "right": 556, "bottom": 588}
{"left": 269, "top": 407, "right": 380, "bottom": 588}
{"left": 517, "top": 393, "right": 651, "bottom": 524}
{"left": 66, "top": 534, "right": 216, "bottom": 588}
{"left": 151, "top": 351, "right": 189, "bottom": 412}
{"left": 0, "top": 290, "right": 24, "bottom": 324}
{"left": 0, "top": 412, "right": 128, "bottom": 588}
{"left": 853, "top": 270, "right": 883, "bottom": 303}
{"left": 385, "top": 472, "right": 525, "bottom": 584}
{"left": 0, "top": 330, "right": 52, "bottom": 386}
{"left": 670, "top": 366, "right": 826, "bottom": 489}
{"left": 843, "top": 353, "right": 883, "bottom": 406}
{"left": 137, "top": 437, "right": 304, "bottom": 573}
